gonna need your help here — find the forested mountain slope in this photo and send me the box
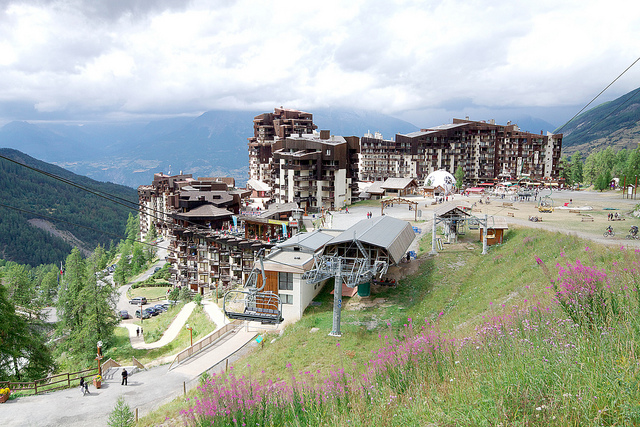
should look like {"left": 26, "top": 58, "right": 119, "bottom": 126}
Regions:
{"left": 558, "top": 87, "right": 640, "bottom": 156}
{"left": 0, "top": 149, "right": 138, "bottom": 266}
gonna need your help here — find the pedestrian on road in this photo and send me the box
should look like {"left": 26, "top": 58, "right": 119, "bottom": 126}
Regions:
{"left": 140, "top": 327, "right": 143, "bottom": 335}
{"left": 136, "top": 327, "right": 140, "bottom": 337}
{"left": 121, "top": 368, "right": 128, "bottom": 386}
{"left": 79, "top": 377, "right": 89, "bottom": 395}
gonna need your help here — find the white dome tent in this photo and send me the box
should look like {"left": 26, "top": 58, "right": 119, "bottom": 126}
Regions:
{"left": 424, "top": 170, "right": 457, "bottom": 195}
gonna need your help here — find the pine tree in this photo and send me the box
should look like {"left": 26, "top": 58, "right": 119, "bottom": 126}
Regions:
{"left": 107, "top": 396, "right": 135, "bottom": 427}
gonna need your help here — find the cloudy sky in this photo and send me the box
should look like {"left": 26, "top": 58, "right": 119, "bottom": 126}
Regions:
{"left": 1, "top": 0, "right": 639, "bottom": 127}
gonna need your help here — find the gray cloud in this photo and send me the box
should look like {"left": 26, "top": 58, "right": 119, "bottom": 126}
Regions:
{"left": 0, "top": 0, "right": 639, "bottom": 127}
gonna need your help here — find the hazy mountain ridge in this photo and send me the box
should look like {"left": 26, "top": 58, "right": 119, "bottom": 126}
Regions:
{"left": 0, "top": 109, "right": 421, "bottom": 187}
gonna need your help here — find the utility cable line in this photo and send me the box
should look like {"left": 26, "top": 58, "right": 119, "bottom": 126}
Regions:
{"left": 0, "top": 202, "right": 158, "bottom": 249}
{"left": 556, "top": 56, "right": 640, "bottom": 134}
{"left": 0, "top": 154, "right": 234, "bottom": 238}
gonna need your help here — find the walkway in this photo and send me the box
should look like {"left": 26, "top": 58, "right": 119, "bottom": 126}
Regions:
{"left": 121, "top": 302, "right": 196, "bottom": 349}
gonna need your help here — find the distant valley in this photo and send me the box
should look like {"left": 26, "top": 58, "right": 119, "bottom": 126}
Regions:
{"left": 0, "top": 108, "right": 559, "bottom": 188}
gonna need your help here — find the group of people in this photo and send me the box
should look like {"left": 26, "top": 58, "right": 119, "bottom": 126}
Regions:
{"left": 608, "top": 212, "right": 621, "bottom": 220}
{"left": 136, "top": 327, "right": 144, "bottom": 336}
{"left": 366, "top": 211, "right": 373, "bottom": 219}
{"left": 79, "top": 367, "right": 129, "bottom": 395}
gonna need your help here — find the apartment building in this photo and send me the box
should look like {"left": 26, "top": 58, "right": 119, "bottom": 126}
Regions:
{"left": 360, "top": 119, "right": 562, "bottom": 185}
{"left": 359, "top": 131, "right": 416, "bottom": 181}
{"left": 138, "top": 173, "right": 271, "bottom": 293}
{"left": 248, "top": 107, "right": 317, "bottom": 186}
{"left": 271, "top": 130, "right": 360, "bottom": 212}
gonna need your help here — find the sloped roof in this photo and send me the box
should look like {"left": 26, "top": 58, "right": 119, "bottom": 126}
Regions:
{"left": 381, "top": 178, "right": 418, "bottom": 190}
{"left": 247, "top": 179, "right": 271, "bottom": 192}
{"left": 173, "top": 204, "right": 233, "bottom": 219}
{"left": 433, "top": 201, "right": 472, "bottom": 217}
{"left": 480, "top": 216, "right": 509, "bottom": 230}
{"left": 275, "top": 229, "right": 341, "bottom": 252}
{"left": 257, "top": 202, "right": 299, "bottom": 219}
{"left": 366, "top": 181, "right": 385, "bottom": 195}
{"left": 327, "top": 216, "right": 415, "bottom": 264}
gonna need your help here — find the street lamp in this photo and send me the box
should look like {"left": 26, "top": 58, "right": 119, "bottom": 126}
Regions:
{"left": 186, "top": 323, "right": 193, "bottom": 347}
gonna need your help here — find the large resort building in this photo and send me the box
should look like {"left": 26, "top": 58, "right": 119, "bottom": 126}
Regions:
{"left": 361, "top": 118, "right": 563, "bottom": 185}
{"left": 138, "top": 173, "right": 276, "bottom": 293}
{"left": 272, "top": 130, "right": 360, "bottom": 212}
{"left": 248, "top": 107, "right": 317, "bottom": 187}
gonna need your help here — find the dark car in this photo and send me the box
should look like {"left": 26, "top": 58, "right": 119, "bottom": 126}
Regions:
{"left": 153, "top": 304, "right": 166, "bottom": 313}
{"left": 119, "top": 310, "right": 130, "bottom": 319}
{"left": 135, "top": 309, "right": 150, "bottom": 319}
{"left": 144, "top": 307, "right": 158, "bottom": 317}
{"left": 153, "top": 266, "right": 161, "bottom": 273}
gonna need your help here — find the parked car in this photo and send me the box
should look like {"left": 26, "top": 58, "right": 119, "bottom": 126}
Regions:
{"left": 119, "top": 310, "right": 130, "bottom": 319}
{"left": 153, "top": 266, "right": 162, "bottom": 273}
{"left": 144, "top": 307, "right": 158, "bottom": 317}
{"left": 135, "top": 309, "right": 151, "bottom": 319}
{"left": 129, "top": 296, "right": 147, "bottom": 305}
{"left": 153, "top": 304, "right": 166, "bottom": 313}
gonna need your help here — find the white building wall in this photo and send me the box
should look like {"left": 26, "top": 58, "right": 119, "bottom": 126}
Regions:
{"left": 335, "top": 168, "right": 347, "bottom": 208}
{"left": 281, "top": 274, "right": 327, "bottom": 322}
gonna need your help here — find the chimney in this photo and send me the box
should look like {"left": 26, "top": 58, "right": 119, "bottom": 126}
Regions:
{"left": 320, "top": 130, "right": 330, "bottom": 140}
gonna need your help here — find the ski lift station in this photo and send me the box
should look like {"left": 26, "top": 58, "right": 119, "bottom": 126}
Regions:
{"left": 225, "top": 215, "right": 416, "bottom": 326}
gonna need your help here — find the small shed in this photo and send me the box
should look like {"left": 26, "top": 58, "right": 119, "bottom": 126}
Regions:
{"left": 479, "top": 217, "right": 509, "bottom": 245}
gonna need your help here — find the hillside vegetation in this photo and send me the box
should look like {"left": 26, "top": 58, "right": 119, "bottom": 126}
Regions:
{"left": 558, "top": 87, "right": 640, "bottom": 156}
{"left": 0, "top": 148, "right": 138, "bottom": 266}
{"left": 145, "top": 227, "right": 640, "bottom": 426}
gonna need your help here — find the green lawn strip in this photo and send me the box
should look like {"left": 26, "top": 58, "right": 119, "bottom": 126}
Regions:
{"left": 127, "top": 285, "right": 172, "bottom": 300}
{"left": 132, "top": 303, "right": 185, "bottom": 343}
{"left": 105, "top": 305, "right": 216, "bottom": 366}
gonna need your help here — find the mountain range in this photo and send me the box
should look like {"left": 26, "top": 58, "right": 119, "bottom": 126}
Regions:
{"left": 556, "top": 87, "right": 640, "bottom": 156}
{"left": 0, "top": 108, "right": 560, "bottom": 189}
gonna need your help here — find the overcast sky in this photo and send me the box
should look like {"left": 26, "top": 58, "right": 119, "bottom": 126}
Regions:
{"left": 1, "top": 0, "right": 639, "bottom": 128}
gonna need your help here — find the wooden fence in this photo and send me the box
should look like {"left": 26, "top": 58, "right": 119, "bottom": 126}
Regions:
{"left": 168, "top": 320, "right": 241, "bottom": 370}
{"left": 0, "top": 367, "right": 98, "bottom": 395}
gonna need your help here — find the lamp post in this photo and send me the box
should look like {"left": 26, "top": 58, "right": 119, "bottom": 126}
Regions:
{"left": 96, "top": 340, "right": 103, "bottom": 377}
{"left": 186, "top": 323, "right": 193, "bottom": 347}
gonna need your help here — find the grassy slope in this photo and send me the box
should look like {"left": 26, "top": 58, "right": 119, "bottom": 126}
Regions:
{"left": 142, "top": 227, "right": 640, "bottom": 425}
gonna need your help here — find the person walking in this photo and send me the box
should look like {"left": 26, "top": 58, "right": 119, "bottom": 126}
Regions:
{"left": 79, "top": 377, "right": 89, "bottom": 395}
{"left": 121, "top": 368, "right": 128, "bottom": 386}
{"left": 136, "top": 327, "right": 140, "bottom": 337}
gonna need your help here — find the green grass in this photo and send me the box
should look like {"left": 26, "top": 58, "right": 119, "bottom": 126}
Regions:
{"left": 142, "top": 227, "right": 640, "bottom": 426}
{"left": 128, "top": 286, "right": 171, "bottom": 300}
{"left": 104, "top": 304, "right": 216, "bottom": 366}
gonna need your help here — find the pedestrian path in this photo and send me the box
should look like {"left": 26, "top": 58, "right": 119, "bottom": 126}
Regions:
{"left": 121, "top": 302, "right": 196, "bottom": 349}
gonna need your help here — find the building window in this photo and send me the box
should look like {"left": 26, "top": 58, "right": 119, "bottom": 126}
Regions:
{"left": 278, "top": 272, "right": 293, "bottom": 291}
{"left": 281, "top": 294, "right": 293, "bottom": 305}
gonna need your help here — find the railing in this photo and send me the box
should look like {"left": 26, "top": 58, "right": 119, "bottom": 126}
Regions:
{"left": 168, "top": 321, "right": 241, "bottom": 370}
{"left": 0, "top": 367, "right": 98, "bottom": 395}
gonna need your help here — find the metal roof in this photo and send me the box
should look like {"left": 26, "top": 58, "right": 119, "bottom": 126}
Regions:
{"left": 275, "top": 229, "right": 341, "bottom": 252}
{"left": 327, "top": 216, "right": 415, "bottom": 264}
{"left": 381, "top": 177, "right": 419, "bottom": 190}
{"left": 433, "top": 201, "right": 472, "bottom": 217}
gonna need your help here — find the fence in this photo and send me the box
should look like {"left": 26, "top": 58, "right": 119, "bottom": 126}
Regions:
{"left": 0, "top": 367, "right": 98, "bottom": 395}
{"left": 168, "top": 320, "right": 241, "bottom": 370}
